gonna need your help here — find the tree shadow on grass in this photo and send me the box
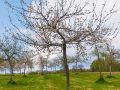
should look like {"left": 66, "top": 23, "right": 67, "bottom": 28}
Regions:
{"left": 6, "top": 81, "right": 36, "bottom": 87}
{"left": 22, "top": 75, "right": 27, "bottom": 78}
{"left": 106, "top": 75, "right": 116, "bottom": 79}
{"left": 95, "top": 78, "right": 108, "bottom": 84}
{"left": 1, "top": 74, "right": 10, "bottom": 76}
{"left": 43, "top": 75, "right": 49, "bottom": 79}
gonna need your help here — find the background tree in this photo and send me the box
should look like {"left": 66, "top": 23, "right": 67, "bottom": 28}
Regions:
{"left": 35, "top": 54, "right": 46, "bottom": 75}
{"left": 91, "top": 57, "right": 120, "bottom": 72}
{"left": 106, "top": 43, "right": 118, "bottom": 77}
{"left": 21, "top": 51, "right": 34, "bottom": 77}
{"left": 48, "top": 58, "right": 61, "bottom": 72}
{"left": 69, "top": 53, "right": 86, "bottom": 74}
{"left": 15, "top": 59, "right": 23, "bottom": 74}
{"left": 0, "top": 36, "right": 22, "bottom": 84}
{"left": 27, "top": 58, "right": 34, "bottom": 73}
{"left": 92, "top": 44, "right": 106, "bottom": 80}
{"left": 0, "top": 54, "right": 5, "bottom": 73}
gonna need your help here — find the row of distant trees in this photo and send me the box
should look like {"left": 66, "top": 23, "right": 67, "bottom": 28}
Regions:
{"left": 91, "top": 58, "right": 120, "bottom": 72}
{"left": 0, "top": 36, "right": 85, "bottom": 84}
{"left": 0, "top": 39, "right": 85, "bottom": 75}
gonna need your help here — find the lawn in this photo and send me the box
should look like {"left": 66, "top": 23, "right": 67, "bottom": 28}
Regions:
{"left": 0, "top": 72, "right": 120, "bottom": 90}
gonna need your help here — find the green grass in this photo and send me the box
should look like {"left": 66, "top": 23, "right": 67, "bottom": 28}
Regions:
{"left": 0, "top": 72, "right": 120, "bottom": 90}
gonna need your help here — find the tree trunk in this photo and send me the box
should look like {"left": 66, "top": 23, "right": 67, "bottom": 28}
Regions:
{"left": 109, "top": 56, "right": 112, "bottom": 77}
{"left": 23, "top": 63, "right": 26, "bottom": 77}
{"left": 63, "top": 43, "right": 70, "bottom": 90}
{"left": 10, "top": 66, "right": 14, "bottom": 82}
{"left": 51, "top": 67, "right": 52, "bottom": 71}
{"left": 40, "top": 62, "right": 44, "bottom": 75}
{"left": 23, "top": 67, "right": 26, "bottom": 76}
{"left": 55, "top": 66, "right": 56, "bottom": 72}
{"left": 8, "top": 60, "right": 15, "bottom": 84}
{"left": 45, "top": 60, "right": 48, "bottom": 72}
{"left": 20, "top": 67, "right": 21, "bottom": 75}
{"left": 96, "top": 46, "right": 103, "bottom": 79}
{"left": 75, "top": 61, "right": 78, "bottom": 73}
{"left": 109, "top": 65, "right": 112, "bottom": 76}
{"left": 30, "top": 68, "right": 32, "bottom": 73}
{"left": 46, "top": 62, "right": 47, "bottom": 72}
{"left": 98, "top": 56, "right": 103, "bottom": 79}
{"left": 5, "top": 68, "right": 6, "bottom": 75}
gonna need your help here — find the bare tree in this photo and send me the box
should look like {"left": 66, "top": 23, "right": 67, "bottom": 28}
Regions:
{"left": 27, "top": 59, "right": 34, "bottom": 73}
{"left": 6, "top": 0, "right": 119, "bottom": 89}
{"left": 33, "top": 52, "right": 46, "bottom": 74}
{"left": 106, "top": 42, "right": 118, "bottom": 77}
{"left": 0, "top": 36, "right": 22, "bottom": 84}
{"left": 16, "top": 63, "right": 22, "bottom": 74}
{"left": 21, "top": 51, "right": 34, "bottom": 77}
{"left": 69, "top": 46, "right": 87, "bottom": 74}
{"left": 48, "top": 58, "right": 61, "bottom": 72}
{"left": 0, "top": 53, "right": 5, "bottom": 73}
{"left": 3, "top": 61, "right": 8, "bottom": 75}
{"left": 94, "top": 44, "right": 104, "bottom": 80}
{"left": 45, "top": 52, "right": 50, "bottom": 72}
{"left": 15, "top": 59, "right": 23, "bottom": 74}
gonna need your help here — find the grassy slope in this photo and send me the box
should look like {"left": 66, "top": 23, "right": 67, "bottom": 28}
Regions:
{"left": 0, "top": 72, "right": 120, "bottom": 90}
